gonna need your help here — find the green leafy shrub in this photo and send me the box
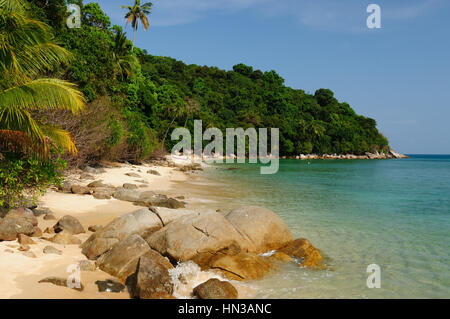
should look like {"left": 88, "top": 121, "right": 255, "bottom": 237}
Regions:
{"left": 0, "top": 153, "right": 66, "bottom": 209}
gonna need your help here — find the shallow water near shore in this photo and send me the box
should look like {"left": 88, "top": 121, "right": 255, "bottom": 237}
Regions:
{"left": 198, "top": 155, "right": 450, "bottom": 298}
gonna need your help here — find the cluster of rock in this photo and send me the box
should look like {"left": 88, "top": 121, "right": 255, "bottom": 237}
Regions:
{"left": 0, "top": 207, "right": 87, "bottom": 259}
{"left": 80, "top": 205, "right": 323, "bottom": 299}
{"left": 283, "top": 150, "right": 408, "bottom": 160}
{"left": 57, "top": 179, "right": 185, "bottom": 209}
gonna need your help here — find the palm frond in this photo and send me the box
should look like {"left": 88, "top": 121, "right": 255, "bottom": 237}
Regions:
{"left": 140, "top": 14, "right": 150, "bottom": 30}
{"left": 0, "top": 78, "right": 85, "bottom": 114}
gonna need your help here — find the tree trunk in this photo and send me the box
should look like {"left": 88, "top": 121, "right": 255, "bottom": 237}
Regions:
{"left": 162, "top": 116, "right": 178, "bottom": 148}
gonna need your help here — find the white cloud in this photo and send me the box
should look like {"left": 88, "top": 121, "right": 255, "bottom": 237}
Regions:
{"left": 113, "top": 0, "right": 446, "bottom": 29}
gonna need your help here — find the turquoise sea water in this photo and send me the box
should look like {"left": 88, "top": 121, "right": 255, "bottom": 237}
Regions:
{"left": 205, "top": 155, "right": 450, "bottom": 298}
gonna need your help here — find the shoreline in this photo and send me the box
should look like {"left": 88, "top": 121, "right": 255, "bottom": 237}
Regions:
{"left": 0, "top": 161, "right": 261, "bottom": 299}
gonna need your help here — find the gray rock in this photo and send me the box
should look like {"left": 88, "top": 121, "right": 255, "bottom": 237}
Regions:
{"left": 193, "top": 278, "right": 238, "bottom": 299}
{"left": 84, "top": 166, "right": 106, "bottom": 175}
{"left": 54, "top": 215, "right": 85, "bottom": 234}
{"left": 43, "top": 213, "right": 57, "bottom": 220}
{"left": 58, "top": 180, "right": 74, "bottom": 193}
{"left": 135, "top": 192, "right": 185, "bottom": 209}
{"left": 43, "top": 245, "right": 62, "bottom": 255}
{"left": 147, "top": 170, "right": 161, "bottom": 176}
{"left": 71, "top": 185, "right": 92, "bottom": 195}
{"left": 131, "top": 250, "right": 174, "bottom": 299}
{"left": 96, "top": 234, "right": 151, "bottom": 282}
{"left": 32, "top": 207, "right": 52, "bottom": 217}
{"left": 0, "top": 218, "right": 35, "bottom": 241}
{"left": 146, "top": 211, "right": 244, "bottom": 267}
{"left": 225, "top": 206, "right": 293, "bottom": 253}
{"left": 112, "top": 188, "right": 141, "bottom": 202}
{"left": 92, "top": 187, "right": 116, "bottom": 200}
{"left": 123, "top": 183, "right": 138, "bottom": 190}
{"left": 87, "top": 180, "right": 107, "bottom": 188}
{"left": 49, "top": 232, "right": 82, "bottom": 245}
{"left": 81, "top": 208, "right": 162, "bottom": 260}
{"left": 4, "top": 208, "right": 38, "bottom": 226}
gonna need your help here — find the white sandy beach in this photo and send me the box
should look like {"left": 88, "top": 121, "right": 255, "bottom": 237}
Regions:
{"left": 0, "top": 162, "right": 206, "bottom": 299}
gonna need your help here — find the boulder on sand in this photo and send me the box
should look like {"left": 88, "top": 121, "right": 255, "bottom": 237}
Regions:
{"left": 71, "top": 185, "right": 92, "bottom": 195}
{"left": 135, "top": 192, "right": 185, "bottom": 209}
{"left": 96, "top": 234, "right": 151, "bottom": 282}
{"left": 193, "top": 278, "right": 238, "bottom": 299}
{"left": 210, "top": 253, "right": 273, "bottom": 281}
{"left": 145, "top": 211, "right": 243, "bottom": 268}
{"left": 92, "top": 187, "right": 115, "bottom": 200}
{"left": 53, "top": 215, "right": 85, "bottom": 235}
{"left": 0, "top": 218, "right": 35, "bottom": 241}
{"left": 4, "top": 208, "right": 38, "bottom": 226}
{"left": 130, "top": 250, "right": 174, "bottom": 299}
{"left": 278, "top": 238, "right": 323, "bottom": 267}
{"left": 49, "top": 231, "right": 82, "bottom": 245}
{"left": 225, "top": 206, "right": 293, "bottom": 253}
{"left": 81, "top": 208, "right": 162, "bottom": 260}
{"left": 43, "top": 246, "right": 62, "bottom": 255}
{"left": 112, "top": 188, "right": 141, "bottom": 202}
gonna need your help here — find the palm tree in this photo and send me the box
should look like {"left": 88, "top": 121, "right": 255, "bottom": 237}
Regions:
{"left": 0, "top": 0, "right": 85, "bottom": 158}
{"left": 121, "top": 0, "right": 152, "bottom": 45}
{"left": 112, "top": 27, "right": 138, "bottom": 80}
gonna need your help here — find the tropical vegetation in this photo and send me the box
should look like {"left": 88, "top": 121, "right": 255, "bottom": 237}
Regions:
{"left": 0, "top": 0, "right": 391, "bottom": 209}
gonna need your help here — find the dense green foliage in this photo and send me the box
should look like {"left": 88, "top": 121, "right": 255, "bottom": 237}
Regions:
{"left": 22, "top": 0, "right": 390, "bottom": 161}
{"left": 0, "top": 151, "right": 65, "bottom": 208}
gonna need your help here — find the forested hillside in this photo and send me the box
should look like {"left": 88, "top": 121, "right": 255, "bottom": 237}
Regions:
{"left": 23, "top": 0, "right": 390, "bottom": 162}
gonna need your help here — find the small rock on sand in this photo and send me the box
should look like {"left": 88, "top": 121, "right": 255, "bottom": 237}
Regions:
{"left": 147, "top": 170, "right": 161, "bottom": 176}
{"left": 43, "top": 246, "right": 62, "bottom": 255}
{"left": 18, "top": 234, "right": 35, "bottom": 245}
{"left": 49, "top": 232, "right": 82, "bottom": 245}
{"left": 53, "top": 215, "right": 85, "bottom": 235}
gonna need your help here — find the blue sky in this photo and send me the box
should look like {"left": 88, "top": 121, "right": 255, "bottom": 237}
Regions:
{"left": 86, "top": 0, "right": 450, "bottom": 154}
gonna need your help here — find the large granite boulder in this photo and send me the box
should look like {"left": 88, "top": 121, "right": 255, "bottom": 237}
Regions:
{"left": 81, "top": 208, "right": 162, "bottom": 260}
{"left": 151, "top": 207, "right": 196, "bottom": 226}
{"left": 0, "top": 217, "right": 35, "bottom": 241}
{"left": 145, "top": 211, "right": 243, "bottom": 268}
{"left": 193, "top": 279, "right": 238, "bottom": 299}
{"left": 4, "top": 208, "right": 38, "bottom": 226}
{"left": 53, "top": 215, "right": 85, "bottom": 235}
{"left": 278, "top": 238, "right": 322, "bottom": 267}
{"left": 225, "top": 206, "right": 292, "bottom": 253}
{"left": 96, "top": 234, "right": 151, "bottom": 282}
{"left": 130, "top": 250, "right": 174, "bottom": 299}
{"left": 210, "top": 253, "right": 273, "bottom": 281}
